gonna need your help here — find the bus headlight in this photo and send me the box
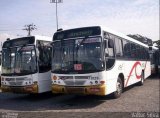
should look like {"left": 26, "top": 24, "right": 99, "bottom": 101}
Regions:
{"left": 100, "top": 81, "right": 105, "bottom": 85}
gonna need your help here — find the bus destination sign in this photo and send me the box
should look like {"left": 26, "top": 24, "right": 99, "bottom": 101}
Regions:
{"left": 3, "top": 36, "right": 35, "bottom": 48}
{"left": 53, "top": 26, "right": 101, "bottom": 41}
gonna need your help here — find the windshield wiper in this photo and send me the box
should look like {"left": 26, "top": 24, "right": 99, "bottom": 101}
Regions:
{"left": 77, "top": 37, "right": 87, "bottom": 47}
{"left": 75, "top": 37, "right": 87, "bottom": 56}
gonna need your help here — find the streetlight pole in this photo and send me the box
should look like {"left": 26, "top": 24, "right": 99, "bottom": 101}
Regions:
{"left": 55, "top": 1, "right": 58, "bottom": 30}
{"left": 50, "top": 0, "right": 63, "bottom": 30}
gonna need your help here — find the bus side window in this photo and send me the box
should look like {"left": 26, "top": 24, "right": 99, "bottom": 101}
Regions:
{"left": 104, "top": 33, "right": 116, "bottom": 70}
{"left": 115, "top": 37, "right": 123, "bottom": 58}
{"left": 123, "top": 40, "right": 131, "bottom": 59}
{"left": 104, "top": 32, "right": 114, "bottom": 57}
{"left": 137, "top": 45, "right": 142, "bottom": 60}
{"left": 130, "top": 43, "right": 136, "bottom": 59}
{"left": 107, "top": 34, "right": 115, "bottom": 57}
{"left": 106, "top": 39, "right": 114, "bottom": 57}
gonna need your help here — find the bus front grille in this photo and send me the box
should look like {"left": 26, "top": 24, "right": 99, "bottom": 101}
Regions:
{"left": 74, "top": 80, "right": 86, "bottom": 86}
{"left": 60, "top": 76, "right": 89, "bottom": 86}
{"left": 64, "top": 80, "right": 86, "bottom": 86}
{"left": 64, "top": 81, "right": 74, "bottom": 86}
{"left": 8, "top": 81, "right": 23, "bottom": 86}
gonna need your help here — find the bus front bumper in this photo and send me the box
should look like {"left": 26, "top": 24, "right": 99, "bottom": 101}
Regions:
{"left": 1, "top": 84, "right": 38, "bottom": 94}
{"left": 52, "top": 84, "right": 106, "bottom": 96}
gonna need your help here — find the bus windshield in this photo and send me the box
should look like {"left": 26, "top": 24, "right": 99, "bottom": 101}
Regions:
{"left": 52, "top": 37, "right": 104, "bottom": 74}
{"left": 2, "top": 45, "right": 37, "bottom": 76}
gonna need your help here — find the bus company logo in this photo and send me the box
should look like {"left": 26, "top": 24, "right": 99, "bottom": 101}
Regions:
{"left": 125, "top": 62, "right": 142, "bottom": 87}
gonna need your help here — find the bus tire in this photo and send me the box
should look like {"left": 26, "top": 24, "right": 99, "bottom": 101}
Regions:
{"left": 113, "top": 77, "right": 123, "bottom": 99}
{"left": 138, "top": 71, "right": 144, "bottom": 86}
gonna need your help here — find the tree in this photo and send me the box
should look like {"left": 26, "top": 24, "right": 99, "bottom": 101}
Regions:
{"left": 127, "top": 34, "right": 152, "bottom": 46}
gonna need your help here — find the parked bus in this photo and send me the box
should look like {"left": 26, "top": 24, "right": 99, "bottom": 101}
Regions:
{"left": 51, "top": 26, "right": 151, "bottom": 98}
{"left": 150, "top": 46, "right": 159, "bottom": 75}
{"left": 1, "top": 35, "right": 52, "bottom": 94}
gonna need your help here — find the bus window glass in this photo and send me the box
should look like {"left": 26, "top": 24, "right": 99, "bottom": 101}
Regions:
{"left": 2, "top": 46, "right": 36, "bottom": 75}
{"left": 123, "top": 40, "right": 131, "bottom": 58}
{"left": 52, "top": 37, "right": 104, "bottom": 73}
{"left": 115, "top": 37, "right": 123, "bottom": 58}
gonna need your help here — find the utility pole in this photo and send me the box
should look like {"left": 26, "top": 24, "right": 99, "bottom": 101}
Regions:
{"left": 23, "top": 23, "right": 37, "bottom": 36}
{"left": 50, "top": 0, "right": 63, "bottom": 30}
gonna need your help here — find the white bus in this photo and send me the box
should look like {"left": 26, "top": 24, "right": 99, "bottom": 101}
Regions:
{"left": 1, "top": 35, "right": 52, "bottom": 94}
{"left": 51, "top": 26, "right": 151, "bottom": 98}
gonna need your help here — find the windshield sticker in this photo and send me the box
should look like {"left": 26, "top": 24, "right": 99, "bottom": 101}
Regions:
{"left": 74, "top": 64, "right": 82, "bottom": 71}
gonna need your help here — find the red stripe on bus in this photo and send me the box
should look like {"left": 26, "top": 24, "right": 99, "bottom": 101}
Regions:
{"left": 125, "top": 62, "right": 141, "bottom": 87}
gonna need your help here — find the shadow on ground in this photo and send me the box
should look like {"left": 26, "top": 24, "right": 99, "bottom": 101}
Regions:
{"left": 0, "top": 91, "right": 111, "bottom": 111}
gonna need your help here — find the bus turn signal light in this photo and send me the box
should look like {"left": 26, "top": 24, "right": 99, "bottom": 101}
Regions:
{"left": 100, "top": 81, "right": 105, "bottom": 85}
{"left": 53, "top": 75, "right": 57, "bottom": 80}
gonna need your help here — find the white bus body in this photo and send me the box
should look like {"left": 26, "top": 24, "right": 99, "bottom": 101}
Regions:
{"left": 1, "top": 35, "right": 52, "bottom": 94}
{"left": 51, "top": 26, "right": 151, "bottom": 97}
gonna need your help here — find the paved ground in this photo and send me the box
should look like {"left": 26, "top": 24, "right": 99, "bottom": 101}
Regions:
{"left": 0, "top": 76, "right": 159, "bottom": 118}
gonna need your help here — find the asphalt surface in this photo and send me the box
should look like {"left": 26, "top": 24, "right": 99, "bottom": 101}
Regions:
{"left": 0, "top": 76, "right": 159, "bottom": 118}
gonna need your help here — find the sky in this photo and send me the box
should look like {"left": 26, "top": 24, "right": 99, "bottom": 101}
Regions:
{"left": 0, "top": 0, "right": 159, "bottom": 46}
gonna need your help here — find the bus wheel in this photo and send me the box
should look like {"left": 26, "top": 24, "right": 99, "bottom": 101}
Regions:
{"left": 113, "top": 78, "right": 123, "bottom": 99}
{"left": 138, "top": 72, "right": 144, "bottom": 86}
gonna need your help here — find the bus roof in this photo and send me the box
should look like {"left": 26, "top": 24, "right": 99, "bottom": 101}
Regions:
{"left": 100, "top": 26, "right": 149, "bottom": 48}
{"left": 8, "top": 35, "right": 52, "bottom": 42}
{"left": 2, "top": 35, "right": 52, "bottom": 48}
